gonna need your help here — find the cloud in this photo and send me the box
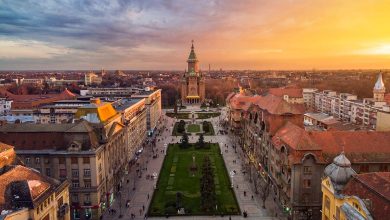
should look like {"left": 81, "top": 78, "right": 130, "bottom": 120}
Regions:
{"left": 0, "top": 39, "right": 70, "bottom": 59}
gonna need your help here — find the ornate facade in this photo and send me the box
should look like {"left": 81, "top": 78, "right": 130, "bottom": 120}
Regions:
{"left": 181, "top": 41, "right": 205, "bottom": 105}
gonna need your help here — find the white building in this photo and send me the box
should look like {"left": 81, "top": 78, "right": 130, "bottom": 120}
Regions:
{"left": 0, "top": 98, "right": 12, "bottom": 115}
{"left": 304, "top": 74, "right": 390, "bottom": 130}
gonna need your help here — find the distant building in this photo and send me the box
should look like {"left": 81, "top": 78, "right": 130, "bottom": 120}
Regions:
{"left": 0, "top": 98, "right": 12, "bottom": 116}
{"left": 268, "top": 86, "right": 304, "bottom": 104}
{"left": 34, "top": 100, "right": 90, "bottom": 124}
{"left": 180, "top": 41, "right": 206, "bottom": 105}
{"left": 80, "top": 87, "right": 144, "bottom": 97}
{"left": 304, "top": 73, "right": 390, "bottom": 130}
{"left": 0, "top": 142, "right": 70, "bottom": 220}
{"left": 84, "top": 72, "right": 102, "bottom": 86}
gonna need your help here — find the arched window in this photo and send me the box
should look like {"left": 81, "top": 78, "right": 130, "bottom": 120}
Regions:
{"left": 254, "top": 113, "right": 258, "bottom": 124}
{"left": 249, "top": 113, "right": 253, "bottom": 120}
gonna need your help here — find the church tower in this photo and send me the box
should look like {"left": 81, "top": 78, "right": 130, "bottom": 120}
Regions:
{"left": 373, "top": 73, "right": 385, "bottom": 101}
{"left": 180, "top": 41, "right": 206, "bottom": 105}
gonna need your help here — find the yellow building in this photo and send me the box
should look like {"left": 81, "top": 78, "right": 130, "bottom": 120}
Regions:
{"left": 321, "top": 153, "right": 373, "bottom": 220}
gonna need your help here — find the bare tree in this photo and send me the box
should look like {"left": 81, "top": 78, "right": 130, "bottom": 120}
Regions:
{"left": 260, "top": 179, "right": 270, "bottom": 209}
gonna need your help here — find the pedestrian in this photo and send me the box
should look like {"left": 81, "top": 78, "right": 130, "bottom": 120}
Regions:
{"left": 244, "top": 191, "right": 246, "bottom": 196}
{"left": 143, "top": 205, "right": 145, "bottom": 211}
{"left": 251, "top": 195, "right": 254, "bottom": 200}
{"left": 140, "top": 208, "right": 142, "bottom": 215}
{"left": 147, "top": 193, "right": 150, "bottom": 200}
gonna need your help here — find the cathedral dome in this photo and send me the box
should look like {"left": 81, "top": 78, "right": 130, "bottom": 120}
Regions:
{"left": 324, "top": 152, "right": 356, "bottom": 193}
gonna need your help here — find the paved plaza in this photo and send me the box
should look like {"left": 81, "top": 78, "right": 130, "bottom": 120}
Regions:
{"left": 103, "top": 107, "right": 283, "bottom": 220}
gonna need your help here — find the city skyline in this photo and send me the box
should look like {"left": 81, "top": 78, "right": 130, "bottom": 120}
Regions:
{"left": 1, "top": 0, "right": 390, "bottom": 70}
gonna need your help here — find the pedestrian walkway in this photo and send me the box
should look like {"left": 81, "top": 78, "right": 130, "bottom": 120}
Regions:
{"left": 104, "top": 109, "right": 281, "bottom": 220}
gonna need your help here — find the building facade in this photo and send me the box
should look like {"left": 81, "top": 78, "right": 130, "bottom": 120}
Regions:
{"left": 0, "top": 100, "right": 135, "bottom": 220}
{"left": 132, "top": 89, "right": 162, "bottom": 135}
{"left": 180, "top": 41, "right": 206, "bottom": 105}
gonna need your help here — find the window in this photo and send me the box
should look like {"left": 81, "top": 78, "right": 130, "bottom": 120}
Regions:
{"left": 25, "top": 157, "right": 30, "bottom": 164}
{"left": 84, "top": 194, "right": 91, "bottom": 203}
{"left": 303, "top": 166, "right": 312, "bottom": 174}
{"left": 72, "top": 169, "right": 79, "bottom": 178}
{"left": 379, "top": 164, "right": 388, "bottom": 172}
{"left": 303, "top": 179, "right": 311, "bottom": 188}
{"left": 72, "top": 180, "right": 80, "bottom": 188}
{"left": 59, "top": 169, "right": 67, "bottom": 178}
{"left": 84, "top": 169, "right": 91, "bottom": 178}
{"left": 336, "top": 206, "right": 340, "bottom": 220}
{"left": 44, "top": 158, "right": 50, "bottom": 164}
{"left": 83, "top": 157, "right": 90, "bottom": 164}
{"left": 71, "top": 194, "right": 79, "bottom": 203}
{"left": 360, "top": 164, "right": 369, "bottom": 172}
{"left": 84, "top": 180, "right": 91, "bottom": 188}
{"left": 71, "top": 157, "right": 78, "bottom": 164}
{"left": 35, "top": 157, "right": 40, "bottom": 164}
{"left": 46, "top": 168, "right": 51, "bottom": 177}
{"left": 59, "top": 157, "right": 65, "bottom": 164}
{"left": 325, "top": 195, "right": 330, "bottom": 209}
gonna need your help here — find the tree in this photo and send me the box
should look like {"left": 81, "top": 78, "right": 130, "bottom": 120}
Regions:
{"left": 260, "top": 180, "right": 270, "bottom": 209}
{"left": 177, "top": 120, "right": 186, "bottom": 134}
{"left": 180, "top": 132, "right": 189, "bottom": 148}
{"left": 197, "top": 134, "right": 205, "bottom": 149}
{"left": 200, "top": 156, "right": 216, "bottom": 212}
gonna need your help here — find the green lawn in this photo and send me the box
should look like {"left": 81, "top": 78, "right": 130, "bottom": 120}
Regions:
{"left": 149, "top": 144, "right": 240, "bottom": 216}
{"left": 187, "top": 124, "right": 201, "bottom": 133}
{"left": 199, "top": 121, "right": 215, "bottom": 136}
{"left": 197, "top": 112, "right": 221, "bottom": 119}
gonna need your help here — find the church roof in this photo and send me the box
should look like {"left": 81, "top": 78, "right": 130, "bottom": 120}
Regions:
{"left": 374, "top": 73, "right": 385, "bottom": 90}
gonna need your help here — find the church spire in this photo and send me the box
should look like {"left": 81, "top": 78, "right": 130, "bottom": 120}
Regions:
{"left": 188, "top": 40, "right": 198, "bottom": 61}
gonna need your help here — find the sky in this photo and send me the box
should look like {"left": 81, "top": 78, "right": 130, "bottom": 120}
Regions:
{"left": 1, "top": 0, "right": 390, "bottom": 70}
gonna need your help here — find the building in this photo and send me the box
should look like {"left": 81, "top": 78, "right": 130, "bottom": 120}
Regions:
{"left": 0, "top": 88, "right": 77, "bottom": 110}
{"left": 305, "top": 74, "right": 390, "bottom": 130}
{"left": 228, "top": 90, "right": 390, "bottom": 219}
{"left": 0, "top": 100, "right": 131, "bottom": 220}
{"left": 321, "top": 153, "right": 372, "bottom": 220}
{"left": 268, "top": 86, "right": 304, "bottom": 104}
{"left": 0, "top": 97, "right": 12, "bottom": 115}
{"left": 132, "top": 89, "right": 162, "bottom": 135}
{"left": 0, "top": 142, "right": 71, "bottom": 220}
{"left": 302, "top": 88, "right": 318, "bottom": 111}
{"left": 180, "top": 41, "right": 206, "bottom": 105}
{"left": 80, "top": 87, "right": 145, "bottom": 97}
{"left": 322, "top": 153, "right": 390, "bottom": 220}
{"left": 113, "top": 98, "right": 147, "bottom": 160}
{"left": 84, "top": 72, "right": 102, "bottom": 86}
{"left": 34, "top": 100, "right": 90, "bottom": 124}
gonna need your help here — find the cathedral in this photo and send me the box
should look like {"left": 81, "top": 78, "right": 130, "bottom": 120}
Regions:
{"left": 180, "top": 41, "right": 205, "bottom": 105}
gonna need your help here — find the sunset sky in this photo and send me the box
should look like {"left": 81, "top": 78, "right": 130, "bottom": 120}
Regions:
{"left": 1, "top": 0, "right": 390, "bottom": 70}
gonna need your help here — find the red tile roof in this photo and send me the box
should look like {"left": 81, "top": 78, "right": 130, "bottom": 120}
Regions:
{"left": 268, "top": 87, "right": 303, "bottom": 98}
{"left": 0, "top": 88, "right": 76, "bottom": 109}
{"left": 0, "top": 165, "right": 55, "bottom": 208}
{"left": 309, "top": 131, "right": 390, "bottom": 163}
{"left": 343, "top": 172, "right": 390, "bottom": 220}
{"left": 272, "top": 122, "right": 321, "bottom": 151}
{"left": 254, "top": 94, "right": 305, "bottom": 115}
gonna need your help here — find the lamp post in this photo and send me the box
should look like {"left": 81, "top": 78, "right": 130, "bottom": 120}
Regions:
{"left": 230, "top": 171, "right": 235, "bottom": 188}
